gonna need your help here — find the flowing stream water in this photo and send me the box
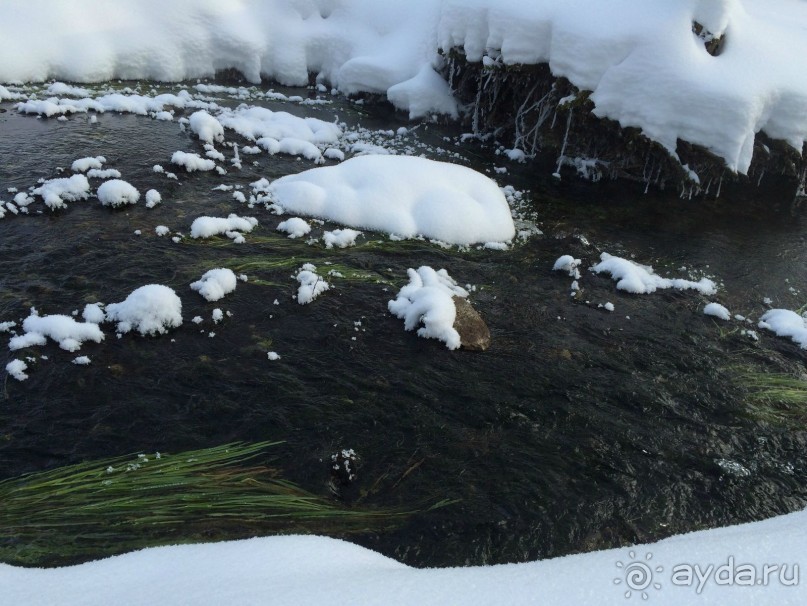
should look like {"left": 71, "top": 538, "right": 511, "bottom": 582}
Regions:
{"left": 2, "top": 81, "right": 807, "bottom": 568}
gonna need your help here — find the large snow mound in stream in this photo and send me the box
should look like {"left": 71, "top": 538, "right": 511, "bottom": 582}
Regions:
{"left": 2, "top": 1, "right": 807, "bottom": 173}
{"left": 262, "top": 155, "right": 515, "bottom": 245}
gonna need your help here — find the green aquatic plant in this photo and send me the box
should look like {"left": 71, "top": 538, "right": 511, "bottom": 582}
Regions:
{"left": 737, "top": 370, "right": 807, "bottom": 425}
{"left": 0, "top": 441, "right": 411, "bottom": 567}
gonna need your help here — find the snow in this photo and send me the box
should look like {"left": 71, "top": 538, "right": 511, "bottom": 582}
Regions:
{"left": 171, "top": 151, "right": 216, "bottom": 172}
{"left": 105, "top": 285, "right": 183, "bottom": 336}
{"left": 324, "top": 228, "right": 362, "bottom": 249}
{"left": 5, "top": 359, "right": 28, "bottom": 381}
{"left": 190, "top": 268, "right": 238, "bottom": 302}
{"left": 87, "top": 168, "right": 122, "bottom": 179}
{"left": 388, "top": 266, "right": 469, "bottom": 350}
{"left": 82, "top": 303, "right": 105, "bottom": 324}
{"left": 704, "top": 302, "right": 732, "bottom": 320}
{"left": 72, "top": 355, "right": 91, "bottom": 365}
{"left": 31, "top": 174, "right": 91, "bottom": 210}
{"left": 212, "top": 309, "right": 224, "bottom": 324}
{"left": 217, "top": 106, "right": 341, "bottom": 152}
{"left": 97, "top": 179, "right": 140, "bottom": 207}
{"left": 7, "top": 498, "right": 804, "bottom": 606}
{"left": 758, "top": 309, "right": 807, "bottom": 348}
{"left": 263, "top": 155, "right": 515, "bottom": 245}
{"left": 553, "top": 255, "right": 582, "bottom": 279}
{"left": 267, "top": 351, "right": 281, "bottom": 360}
{"left": 8, "top": 313, "right": 104, "bottom": 352}
{"left": 188, "top": 110, "right": 224, "bottom": 144}
{"left": 155, "top": 225, "right": 170, "bottom": 237}
{"left": 295, "top": 264, "right": 329, "bottom": 305}
{"left": 70, "top": 155, "right": 105, "bottom": 173}
{"left": 591, "top": 253, "right": 717, "bottom": 295}
{"left": 276, "top": 217, "right": 311, "bottom": 239}
{"left": 2, "top": 2, "right": 806, "bottom": 174}
{"left": 145, "top": 190, "right": 162, "bottom": 208}
{"left": 190, "top": 214, "right": 258, "bottom": 241}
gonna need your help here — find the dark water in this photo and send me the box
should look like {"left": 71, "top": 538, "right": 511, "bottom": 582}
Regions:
{"left": 2, "top": 83, "right": 807, "bottom": 568}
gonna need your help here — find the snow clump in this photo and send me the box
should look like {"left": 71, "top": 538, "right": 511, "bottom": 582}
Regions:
{"left": 6, "top": 359, "right": 28, "bottom": 381}
{"left": 171, "top": 151, "right": 216, "bottom": 172}
{"left": 71, "top": 156, "right": 106, "bottom": 173}
{"left": 704, "top": 302, "right": 731, "bottom": 320}
{"left": 295, "top": 264, "right": 329, "bottom": 304}
{"left": 388, "top": 266, "right": 469, "bottom": 350}
{"left": 97, "top": 179, "right": 140, "bottom": 207}
{"left": 188, "top": 110, "right": 224, "bottom": 144}
{"left": 82, "top": 303, "right": 105, "bottom": 324}
{"left": 190, "top": 268, "right": 238, "bottom": 302}
{"left": 553, "top": 255, "right": 581, "bottom": 279}
{"left": 758, "top": 309, "right": 807, "bottom": 348}
{"left": 591, "top": 253, "right": 717, "bottom": 295}
{"left": 9, "top": 313, "right": 104, "bottom": 352}
{"left": 324, "top": 229, "right": 362, "bottom": 249}
{"left": 190, "top": 214, "right": 258, "bottom": 242}
{"left": 145, "top": 189, "right": 162, "bottom": 208}
{"left": 32, "top": 174, "right": 91, "bottom": 210}
{"left": 72, "top": 356, "right": 91, "bottom": 365}
{"left": 276, "top": 217, "right": 311, "bottom": 239}
{"left": 105, "top": 284, "right": 183, "bottom": 336}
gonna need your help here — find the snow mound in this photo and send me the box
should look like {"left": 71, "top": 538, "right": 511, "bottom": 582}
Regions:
{"left": 295, "top": 264, "right": 329, "bottom": 305}
{"left": 276, "top": 217, "right": 311, "bottom": 239}
{"left": 105, "top": 285, "right": 183, "bottom": 336}
{"left": 324, "top": 229, "right": 362, "bottom": 249}
{"left": 97, "top": 179, "right": 140, "bottom": 207}
{"left": 591, "top": 253, "right": 717, "bottom": 295}
{"left": 190, "top": 268, "right": 237, "bottom": 302}
{"left": 5, "top": 359, "right": 28, "bottom": 381}
{"left": 82, "top": 303, "right": 105, "bottom": 324}
{"left": 189, "top": 110, "right": 224, "bottom": 144}
{"left": 32, "top": 174, "right": 91, "bottom": 210}
{"left": 388, "top": 266, "right": 469, "bottom": 350}
{"left": 758, "top": 309, "right": 807, "bottom": 348}
{"left": 217, "top": 106, "right": 341, "bottom": 149}
{"left": 263, "top": 155, "right": 515, "bottom": 245}
{"left": 704, "top": 302, "right": 731, "bottom": 320}
{"left": 553, "top": 255, "right": 581, "bottom": 279}
{"left": 9, "top": 313, "right": 104, "bottom": 352}
{"left": 171, "top": 151, "right": 216, "bottom": 172}
{"left": 190, "top": 214, "right": 258, "bottom": 242}
{"left": 72, "top": 356, "right": 91, "bottom": 365}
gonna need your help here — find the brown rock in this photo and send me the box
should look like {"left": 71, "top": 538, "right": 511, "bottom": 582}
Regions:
{"left": 453, "top": 296, "right": 491, "bottom": 351}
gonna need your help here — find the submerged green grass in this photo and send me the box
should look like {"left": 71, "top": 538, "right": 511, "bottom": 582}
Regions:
{"left": 0, "top": 441, "right": 411, "bottom": 567}
{"left": 737, "top": 370, "right": 807, "bottom": 425}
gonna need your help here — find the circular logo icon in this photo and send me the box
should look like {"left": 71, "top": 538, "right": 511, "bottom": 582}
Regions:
{"left": 614, "top": 551, "right": 663, "bottom": 600}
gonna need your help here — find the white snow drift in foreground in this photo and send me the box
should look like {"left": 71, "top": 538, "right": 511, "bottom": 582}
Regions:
{"left": 388, "top": 266, "right": 468, "bottom": 350}
{"left": 3, "top": 1, "right": 807, "bottom": 173}
{"left": 190, "top": 214, "right": 258, "bottom": 243}
{"left": 8, "top": 313, "right": 104, "bottom": 352}
{"left": 758, "top": 309, "right": 807, "bottom": 348}
{"left": 704, "top": 302, "right": 731, "bottom": 320}
{"left": 6, "top": 504, "right": 807, "bottom": 606}
{"left": 591, "top": 253, "right": 717, "bottom": 295}
{"left": 190, "top": 269, "right": 238, "bottom": 302}
{"left": 263, "top": 155, "right": 515, "bottom": 245}
{"left": 97, "top": 179, "right": 140, "bottom": 207}
{"left": 295, "top": 264, "right": 329, "bottom": 305}
{"left": 105, "top": 285, "right": 183, "bottom": 336}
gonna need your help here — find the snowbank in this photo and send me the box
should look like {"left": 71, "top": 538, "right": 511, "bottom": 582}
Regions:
{"left": 5, "top": 503, "right": 806, "bottom": 605}
{"left": 97, "top": 180, "right": 140, "bottom": 207}
{"left": 105, "top": 285, "right": 183, "bottom": 336}
{"left": 190, "top": 269, "right": 237, "bottom": 302}
{"left": 3, "top": 1, "right": 807, "bottom": 172}
{"left": 388, "top": 267, "right": 468, "bottom": 350}
{"left": 591, "top": 253, "right": 717, "bottom": 295}
{"left": 263, "top": 155, "right": 515, "bottom": 245}
{"left": 8, "top": 313, "right": 104, "bottom": 352}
